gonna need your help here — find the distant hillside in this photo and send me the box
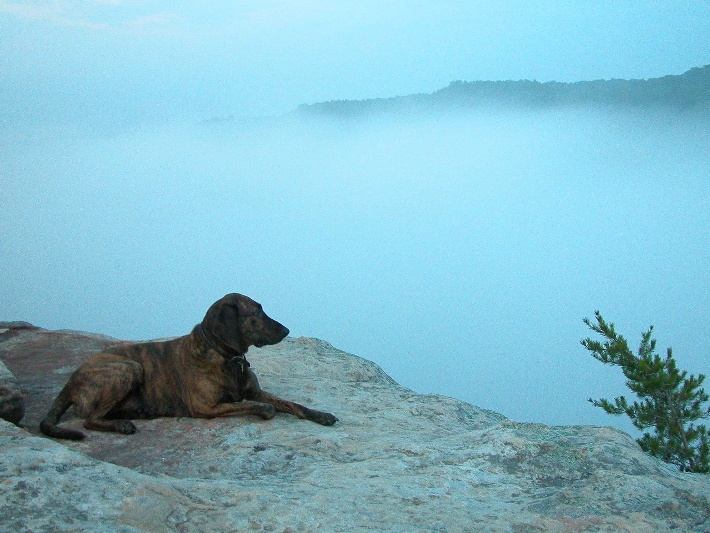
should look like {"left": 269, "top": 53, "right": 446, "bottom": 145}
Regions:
{"left": 297, "top": 65, "right": 710, "bottom": 117}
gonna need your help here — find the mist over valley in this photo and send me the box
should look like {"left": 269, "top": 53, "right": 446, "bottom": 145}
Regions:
{"left": 3, "top": 70, "right": 708, "bottom": 433}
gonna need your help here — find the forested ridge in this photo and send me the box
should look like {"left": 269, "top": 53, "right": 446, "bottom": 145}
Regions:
{"left": 298, "top": 65, "right": 710, "bottom": 116}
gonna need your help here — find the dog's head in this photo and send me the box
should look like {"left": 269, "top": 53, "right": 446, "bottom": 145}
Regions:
{"left": 201, "top": 293, "right": 290, "bottom": 354}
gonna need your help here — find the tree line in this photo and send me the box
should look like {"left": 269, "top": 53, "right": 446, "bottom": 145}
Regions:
{"left": 298, "top": 65, "right": 710, "bottom": 117}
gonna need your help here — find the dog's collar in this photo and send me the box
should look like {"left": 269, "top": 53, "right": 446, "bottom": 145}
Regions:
{"left": 196, "top": 324, "right": 251, "bottom": 374}
{"left": 196, "top": 323, "right": 222, "bottom": 353}
{"left": 196, "top": 324, "right": 250, "bottom": 401}
{"left": 195, "top": 322, "right": 240, "bottom": 354}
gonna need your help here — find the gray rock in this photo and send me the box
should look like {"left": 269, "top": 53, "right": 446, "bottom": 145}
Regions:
{"left": 1, "top": 327, "right": 709, "bottom": 532}
{"left": 0, "top": 359, "right": 24, "bottom": 425}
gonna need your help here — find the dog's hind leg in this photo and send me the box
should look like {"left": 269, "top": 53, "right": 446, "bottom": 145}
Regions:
{"left": 40, "top": 386, "right": 86, "bottom": 440}
{"left": 74, "top": 359, "right": 144, "bottom": 435}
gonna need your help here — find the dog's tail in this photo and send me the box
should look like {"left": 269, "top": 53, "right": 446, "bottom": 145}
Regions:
{"left": 40, "top": 387, "right": 85, "bottom": 440}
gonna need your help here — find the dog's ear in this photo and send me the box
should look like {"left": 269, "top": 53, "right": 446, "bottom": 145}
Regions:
{"left": 201, "top": 294, "right": 246, "bottom": 354}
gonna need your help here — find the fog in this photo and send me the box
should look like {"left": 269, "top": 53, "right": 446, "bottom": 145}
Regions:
{"left": 2, "top": 108, "right": 708, "bottom": 433}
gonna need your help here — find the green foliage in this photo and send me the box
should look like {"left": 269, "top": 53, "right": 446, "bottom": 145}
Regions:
{"left": 582, "top": 311, "right": 709, "bottom": 473}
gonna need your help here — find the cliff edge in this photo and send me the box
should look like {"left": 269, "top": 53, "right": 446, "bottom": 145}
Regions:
{"left": 1, "top": 324, "right": 708, "bottom": 532}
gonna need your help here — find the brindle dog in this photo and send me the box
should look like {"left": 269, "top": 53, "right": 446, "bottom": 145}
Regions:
{"left": 40, "top": 293, "right": 337, "bottom": 440}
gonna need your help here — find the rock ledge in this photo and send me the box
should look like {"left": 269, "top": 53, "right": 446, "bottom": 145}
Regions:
{"left": 1, "top": 325, "right": 709, "bottom": 532}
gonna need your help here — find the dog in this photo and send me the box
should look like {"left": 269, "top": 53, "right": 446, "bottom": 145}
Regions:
{"left": 40, "top": 293, "right": 337, "bottom": 440}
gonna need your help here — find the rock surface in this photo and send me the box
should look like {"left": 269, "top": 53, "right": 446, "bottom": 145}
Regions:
{"left": 0, "top": 322, "right": 31, "bottom": 425}
{"left": 1, "top": 324, "right": 709, "bottom": 532}
{"left": 0, "top": 359, "right": 24, "bottom": 424}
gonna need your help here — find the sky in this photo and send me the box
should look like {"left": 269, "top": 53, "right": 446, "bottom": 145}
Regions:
{"left": 0, "top": 1, "right": 709, "bottom": 122}
{"left": 1, "top": 1, "right": 709, "bottom": 432}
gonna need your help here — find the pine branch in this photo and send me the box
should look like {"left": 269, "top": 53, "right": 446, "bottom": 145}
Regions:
{"left": 582, "top": 312, "right": 709, "bottom": 473}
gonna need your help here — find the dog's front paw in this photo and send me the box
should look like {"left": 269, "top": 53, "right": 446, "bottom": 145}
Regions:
{"left": 310, "top": 410, "right": 338, "bottom": 426}
{"left": 116, "top": 420, "right": 137, "bottom": 434}
{"left": 258, "top": 404, "right": 276, "bottom": 420}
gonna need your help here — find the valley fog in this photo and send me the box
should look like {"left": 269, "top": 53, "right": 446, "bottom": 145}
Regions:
{"left": 2, "top": 108, "right": 708, "bottom": 433}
